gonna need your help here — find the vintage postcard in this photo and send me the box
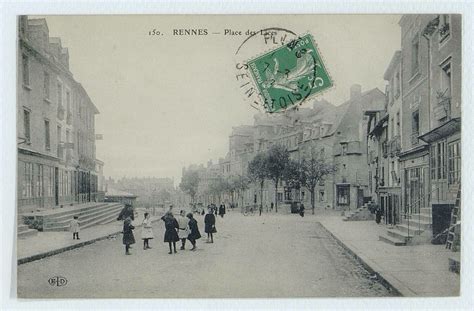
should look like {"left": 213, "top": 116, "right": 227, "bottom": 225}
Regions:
{"left": 12, "top": 12, "right": 465, "bottom": 302}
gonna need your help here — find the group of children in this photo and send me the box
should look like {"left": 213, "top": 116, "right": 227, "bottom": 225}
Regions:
{"left": 69, "top": 205, "right": 221, "bottom": 256}
{"left": 120, "top": 206, "right": 219, "bottom": 256}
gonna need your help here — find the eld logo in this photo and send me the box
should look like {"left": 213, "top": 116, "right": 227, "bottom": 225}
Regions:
{"left": 48, "top": 276, "right": 67, "bottom": 287}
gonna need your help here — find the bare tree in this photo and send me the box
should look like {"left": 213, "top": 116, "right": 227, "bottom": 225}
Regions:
{"left": 234, "top": 174, "right": 250, "bottom": 210}
{"left": 299, "top": 151, "right": 337, "bottom": 214}
{"left": 179, "top": 169, "right": 200, "bottom": 204}
{"left": 266, "top": 144, "right": 290, "bottom": 213}
{"left": 248, "top": 153, "right": 268, "bottom": 213}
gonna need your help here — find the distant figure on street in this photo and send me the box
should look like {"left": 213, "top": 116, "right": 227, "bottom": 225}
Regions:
{"left": 141, "top": 212, "right": 154, "bottom": 250}
{"left": 270, "top": 202, "right": 274, "bottom": 212}
{"left": 375, "top": 205, "right": 382, "bottom": 224}
{"left": 299, "top": 203, "right": 305, "bottom": 217}
{"left": 177, "top": 210, "right": 189, "bottom": 250}
{"left": 117, "top": 204, "right": 134, "bottom": 221}
{"left": 187, "top": 213, "right": 201, "bottom": 251}
{"left": 218, "top": 203, "right": 226, "bottom": 218}
{"left": 123, "top": 216, "right": 135, "bottom": 255}
{"left": 259, "top": 204, "right": 263, "bottom": 216}
{"left": 161, "top": 211, "right": 179, "bottom": 254}
{"left": 70, "top": 216, "right": 80, "bottom": 240}
{"left": 204, "top": 208, "right": 217, "bottom": 243}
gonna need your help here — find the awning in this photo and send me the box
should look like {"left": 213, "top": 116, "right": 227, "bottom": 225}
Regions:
{"left": 419, "top": 118, "right": 461, "bottom": 144}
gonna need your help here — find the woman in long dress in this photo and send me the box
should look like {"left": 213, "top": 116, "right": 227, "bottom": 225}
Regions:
{"left": 141, "top": 212, "right": 154, "bottom": 250}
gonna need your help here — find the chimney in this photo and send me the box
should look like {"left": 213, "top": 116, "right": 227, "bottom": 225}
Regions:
{"left": 350, "top": 84, "right": 362, "bottom": 100}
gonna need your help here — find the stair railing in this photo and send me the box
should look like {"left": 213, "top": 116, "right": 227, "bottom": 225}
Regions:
{"left": 404, "top": 183, "right": 448, "bottom": 238}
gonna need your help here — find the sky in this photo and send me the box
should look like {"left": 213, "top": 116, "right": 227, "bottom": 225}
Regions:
{"left": 39, "top": 15, "right": 401, "bottom": 185}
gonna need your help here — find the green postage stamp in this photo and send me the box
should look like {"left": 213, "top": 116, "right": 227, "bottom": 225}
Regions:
{"left": 247, "top": 34, "right": 333, "bottom": 113}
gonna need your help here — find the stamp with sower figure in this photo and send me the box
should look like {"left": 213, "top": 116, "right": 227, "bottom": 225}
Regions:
{"left": 247, "top": 34, "right": 333, "bottom": 113}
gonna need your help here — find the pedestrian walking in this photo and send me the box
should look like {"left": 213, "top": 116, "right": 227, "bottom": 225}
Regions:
{"left": 123, "top": 216, "right": 135, "bottom": 255}
{"left": 177, "top": 210, "right": 189, "bottom": 250}
{"left": 186, "top": 213, "right": 201, "bottom": 251}
{"left": 270, "top": 202, "right": 274, "bottom": 211}
{"left": 218, "top": 203, "right": 226, "bottom": 218}
{"left": 141, "top": 212, "right": 154, "bottom": 250}
{"left": 299, "top": 203, "right": 305, "bottom": 217}
{"left": 70, "top": 216, "right": 80, "bottom": 240}
{"left": 204, "top": 208, "right": 216, "bottom": 243}
{"left": 161, "top": 211, "right": 179, "bottom": 254}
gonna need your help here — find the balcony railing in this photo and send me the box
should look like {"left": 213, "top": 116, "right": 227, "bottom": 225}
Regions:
{"left": 389, "top": 136, "right": 401, "bottom": 157}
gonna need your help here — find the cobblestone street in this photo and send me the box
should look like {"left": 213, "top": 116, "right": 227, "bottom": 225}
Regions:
{"left": 17, "top": 211, "right": 393, "bottom": 298}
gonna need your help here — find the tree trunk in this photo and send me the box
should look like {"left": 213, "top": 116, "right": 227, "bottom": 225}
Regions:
{"left": 310, "top": 187, "right": 315, "bottom": 215}
{"left": 274, "top": 180, "right": 278, "bottom": 213}
{"left": 260, "top": 180, "right": 264, "bottom": 214}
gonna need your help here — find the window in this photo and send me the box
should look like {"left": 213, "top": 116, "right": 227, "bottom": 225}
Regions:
{"left": 23, "top": 109, "right": 30, "bottom": 143}
{"left": 341, "top": 143, "right": 348, "bottom": 156}
{"left": 23, "top": 162, "right": 34, "bottom": 198}
{"left": 394, "top": 70, "right": 401, "bottom": 98}
{"left": 337, "top": 185, "right": 350, "bottom": 205}
{"left": 430, "top": 141, "right": 447, "bottom": 180}
{"left": 44, "top": 166, "right": 54, "bottom": 197}
{"left": 36, "top": 164, "right": 44, "bottom": 197}
{"left": 66, "top": 90, "right": 71, "bottom": 114}
{"left": 437, "top": 141, "right": 446, "bottom": 179}
{"left": 411, "top": 110, "right": 420, "bottom": 145}
{"left": 44, "top": 72, "right": 50, "bottom": 99}
{"left": 411, "top": 34, "right": 420, "bottom": 76}
{"left": 22, "top": 54, "right": 29, "bottom": 86}
{"left": 396, "top": 111, "right": 400, "bottom": 136}
{"left": 448, "top": 141, "right": 460, "bottom": 184}
{"left": 381, "top": 167, "right": 385, "bottom": 186}
{"left": 57, "top": 83, "right": 62, "bottom": 106}
{"left": 439, "top": 14, "right": 451, "bottom": 43}
{"left": 390, "top": 117, "right": 395, "bottom": 138}
{"left": 44, "top": 120, "right": 50, "bottom": 150}
{"left": 57, "top": 125, "right": 62, "bottom": 158}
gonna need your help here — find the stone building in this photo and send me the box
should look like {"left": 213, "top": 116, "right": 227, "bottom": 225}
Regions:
{"left": 182, "top": 84, "right": 384, "bottom": 212}
{"left": 17, "top": 17, "right": 101, "bottom": 213}
{"left": 366, "top": 51, "right": 403, "bottom": 225}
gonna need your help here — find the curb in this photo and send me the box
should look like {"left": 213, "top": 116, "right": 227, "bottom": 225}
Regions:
{"left": 318, "top": 221, "right": 415, "bottom": 297}
{"left": 18, "top": 218, "right": 161, "bottom": 266}
{"left": 17, "top": 230, "right": 123, "bottom": 265}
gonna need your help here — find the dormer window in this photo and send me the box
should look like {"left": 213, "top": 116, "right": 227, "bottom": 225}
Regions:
{"left": 439, "top": 14, "right": 451, "bottom": 43}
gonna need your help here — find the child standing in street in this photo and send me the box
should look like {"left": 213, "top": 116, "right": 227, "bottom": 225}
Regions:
{"left": 141, "top": 212, "right": 154, "bottom": 250}
{"left": 70, "top": 216, "right": 80, "bottom": 240}
{"left": 186, "top": 213, "right": 201, "bottom": 251}
{"left": 123, "top": 216, "right": 136, "bottom": 255}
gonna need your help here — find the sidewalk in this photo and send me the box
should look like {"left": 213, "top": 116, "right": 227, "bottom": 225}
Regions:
{"left": 318, "top": 213, "right": 460, "bottom": 297}
{"left": 17, "top": 214, "right": 160, "bottom": 265}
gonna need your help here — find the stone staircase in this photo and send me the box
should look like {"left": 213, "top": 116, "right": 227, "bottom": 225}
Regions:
{"left": 21, "top": 202, "right": 124, "bottom": 232}
{"left": 379, "top": 207, "right": 432, "bottom": 246}
{"left": 342, "top": 207, "right": 374, "bottom": 221}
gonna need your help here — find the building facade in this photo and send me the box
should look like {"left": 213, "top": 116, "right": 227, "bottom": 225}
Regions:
{"left": 17, "top": 17, "right": 101, "bottom": 213}
{"left": 182, "top": 84, "right": 384, "bottom": 212}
